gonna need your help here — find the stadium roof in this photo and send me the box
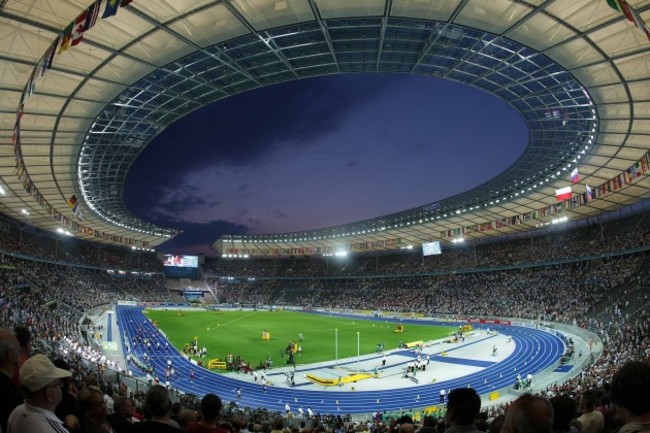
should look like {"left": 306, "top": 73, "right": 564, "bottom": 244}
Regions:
{"left": 1, "top": 0, "right": 649, "bottom": 255}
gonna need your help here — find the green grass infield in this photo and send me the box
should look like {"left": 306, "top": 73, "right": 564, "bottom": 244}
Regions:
{"left": 143, "top": 309, "right": 454, "bottom": 369}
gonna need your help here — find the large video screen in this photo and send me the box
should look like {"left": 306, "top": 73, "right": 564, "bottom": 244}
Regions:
{"left": 163, "top": 254, "right": 199, "bottom": 278}
{"left": 422, "top": 241, "right": 441, "bottom": 256}
{"left": 163, "top": 254, "right": 198, "bottom": 268}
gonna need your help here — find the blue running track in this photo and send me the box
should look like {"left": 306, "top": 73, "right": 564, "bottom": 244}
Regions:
{"left": 117, "top": 306, "right": 564, "bottom": 414}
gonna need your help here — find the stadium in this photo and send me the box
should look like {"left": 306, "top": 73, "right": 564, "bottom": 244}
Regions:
{"left": 1, "top": 0, "right": 650, "bottom": 432}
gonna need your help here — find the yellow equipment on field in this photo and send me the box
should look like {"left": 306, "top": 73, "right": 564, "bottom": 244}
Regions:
{"left": 306, "top": 373, "right": 374, "bottom": 386}
{"left": 208, "top": 359, "right": 227, "bottom": 369}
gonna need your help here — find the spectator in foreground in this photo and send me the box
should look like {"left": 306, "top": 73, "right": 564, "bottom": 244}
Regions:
{"left": 7, "top": 353, "right": 72, "bottom": 433}
{"left": 185, "top": 393, "right": 226, "bottom": 432}
{"left": 78, "top": 385, "right": 111, "bottom": 433}
{"left": 444, "top": 388, "right": 481, "bottom": 433}
{"left": 178, "top": 408, "right": 197, "bottom": 429}
{"left": 550, "top": 395, "right": 577, "bottom": 433}
{"left": 0, "top": 329, "right": 22, "bottom": 433}
{"left": 14, "top": 325, "right": 31, "bottom": 367}
{"left": 132, "top": 384, "right": 181, "bottom": 432}
{"left": 419, "top": 416, "right": 438, "bottom": 433}
{"left": 501, "top": 394, "right": 553, "bottom": 433}
{"left": 610, "top": 361, "right": 650, "bottom": 433}
{"left": 53, "top": 357, "right": 81, "bottom": 433}
{"left": 109, "top": 395, "right": 140, "bottom": 433}
{"left": 577, "top": 390, "right": 603, "bottom": 433}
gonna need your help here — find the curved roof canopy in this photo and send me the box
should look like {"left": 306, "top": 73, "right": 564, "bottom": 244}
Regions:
{"left": 1, "top": 0, "right": 649, "bottom": 254}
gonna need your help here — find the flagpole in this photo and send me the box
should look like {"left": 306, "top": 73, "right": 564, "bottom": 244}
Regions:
{"left": 335, "top": 328, "right": 338, "bottom": 366}
{"left": 357, "top": 331, "right": 360, "bottom": 373}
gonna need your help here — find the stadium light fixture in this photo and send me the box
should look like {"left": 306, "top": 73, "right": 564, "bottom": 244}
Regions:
{"left": 56, "top": 228, "right": 72, "bottom": 236}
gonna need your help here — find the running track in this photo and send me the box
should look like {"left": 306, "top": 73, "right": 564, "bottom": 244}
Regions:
{"left": 116, "top": 306, "right": 564, "bottom": 414}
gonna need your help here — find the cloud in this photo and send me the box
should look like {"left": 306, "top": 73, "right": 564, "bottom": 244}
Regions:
{"left": 125, "top": 74, "right": 399, "bottom": 202}
{"left": 272, "top": 209, "right": 287, "bottom": 219}
{"left": 126, "top": 75, "right": 401, "bottom": 222}
{"left": 122, "top": 73, "right": 528, "bottom": 249}
{"left": 165, "top": 194, "right": 207, "bottom": 211}
{"left": 139, "top": 187, "right": 210, "bottom": 220}
{"left": 155, "top": 219, "right": 249, "bottom": 256}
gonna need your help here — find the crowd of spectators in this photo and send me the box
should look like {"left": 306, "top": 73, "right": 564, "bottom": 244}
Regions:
{"left": 0, "top": 218, "right": 162, "bottom": 272}
{"left": 1, "top": 211, "right": 650, "bottom": 432}
{"left": 213, "top": 254, "right": 647, "bottom": 328}
{"left": 204, "top": 213, "right": 650, "bottom": 279}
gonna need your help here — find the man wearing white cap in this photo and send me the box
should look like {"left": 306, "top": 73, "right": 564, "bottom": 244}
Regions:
{"left": 7, "top": 353, "right": 72, "bottom": 433}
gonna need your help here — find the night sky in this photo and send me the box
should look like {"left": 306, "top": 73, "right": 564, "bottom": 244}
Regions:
{"left": 124, "top": 73, "right": 527, "bottom": 256}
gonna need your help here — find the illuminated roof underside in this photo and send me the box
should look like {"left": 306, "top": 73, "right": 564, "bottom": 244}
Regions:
{"left": 0, "top": 0, "right": 649, "bottom": 252}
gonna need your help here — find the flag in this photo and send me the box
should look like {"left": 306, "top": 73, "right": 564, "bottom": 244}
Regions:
{"left": 628, "top": 5, "right": 647, "bottom": 33}
{"left": 641, "top": 155, "right": 649, "bottom": 173}
{"left": 84, "top": 0, "right": 101, "bottom": 31}
{"left": 71, "top": 10, "right": 89, "bottom": 46}
{"left": 72, "top": 202, "right": 84, "bottom": 220}
{"left": 622, "top": 0, "right": 650, "bottom": 41}
{"left": 25, "top": 69, "right": 36, "bottom": 97}
{"left": 12, "top": 124, "right": 19, "bottom": 153}
{"left": 607, "top": 0, "right": 623, "bottom": 12}
{"left": 571, "top": 167, "right": 580, "bottom": 183}
{"left": 67, "top": 195, "right": 77, "bottom": 208}
{"left": 620, "top": 0, "right": 636, "bottom": 23}
{"left": 630, "top": 163, "right": 638, "bottom": 179}
{"left": 599, "top": 184, "right": 607, "bottom": 196}
{"left": 607, "top": 0, "right": 650, "bottom": 41}
{"left": 102, "top": 0, "right": 120, "bottom": 18}
{"left": 40, "top": 40, "right": 57, "bottom": 75}
{"left": 58, "top": 23, "right": 74, "bottom": 54}
{"left": 555, "top": 186, "right": 572, "bottom": 201}
{"left": 34, "top": 190, "right": 43, "bottom": 206}
{"left": 586, "top": 184, "right": 593, "bottom": 202}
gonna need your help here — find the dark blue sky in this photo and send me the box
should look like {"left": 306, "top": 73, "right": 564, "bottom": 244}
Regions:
{"left": 124, "top": 73, "right": 527, "bottom": 256}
